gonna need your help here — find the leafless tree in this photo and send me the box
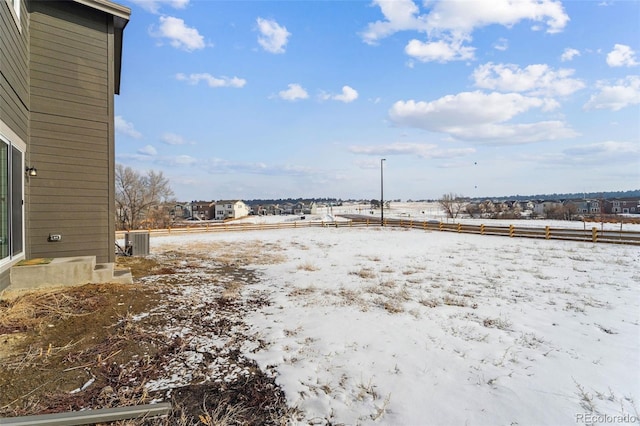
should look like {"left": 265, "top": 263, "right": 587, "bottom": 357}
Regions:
{"left": 439, "top": 193, "right": 466, "bottom": 219}
{"left": 465, "top": 203, "right": 481, "bottom": 218}
{"left": 115, "top": 165, "right": 174, "bottom": 230}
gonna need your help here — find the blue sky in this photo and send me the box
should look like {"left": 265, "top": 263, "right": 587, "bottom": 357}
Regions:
{"left": 114, "top": 0, "right": 640, "bottom": 202}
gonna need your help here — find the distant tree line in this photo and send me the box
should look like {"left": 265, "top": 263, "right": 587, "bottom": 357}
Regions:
{"left": 245, "top": 198, "right": 342, "bottom": 206}
{"left": 469, "top": 189, "right": 639, "bottom": 202}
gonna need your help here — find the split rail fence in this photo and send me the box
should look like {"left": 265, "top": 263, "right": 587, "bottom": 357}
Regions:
{"left": 117, "top": 217, "right": 640, "bottom": 246}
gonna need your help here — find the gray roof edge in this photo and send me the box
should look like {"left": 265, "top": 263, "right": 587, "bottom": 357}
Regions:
{"left": 73, "top": 0, "right": 131, "bottom": 22}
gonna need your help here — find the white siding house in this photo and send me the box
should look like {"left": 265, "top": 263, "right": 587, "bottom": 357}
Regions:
{"left": 214, "top": 200, "right": 250, "bottom": 220}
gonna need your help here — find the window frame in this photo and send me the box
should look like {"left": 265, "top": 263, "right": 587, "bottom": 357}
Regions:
{"left": 3, "top": 0, "right": 21, "bottom": 32}
{"left": 0, "top": 123, "right": 26, "bottom": 269}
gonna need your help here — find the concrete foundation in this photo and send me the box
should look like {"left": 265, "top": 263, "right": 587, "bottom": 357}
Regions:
{"left": 8, "top": 256, "right": 133, "bottom": 291}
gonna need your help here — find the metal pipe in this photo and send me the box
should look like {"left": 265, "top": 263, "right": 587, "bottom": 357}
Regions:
{"left": 0, "top": 403, "right": 172, "bottom": 426}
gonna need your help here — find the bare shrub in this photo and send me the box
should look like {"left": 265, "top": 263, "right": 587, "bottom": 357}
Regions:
{"left": 443, "top": 295, "right": 467, "bottom": 307}
{"left": 351, "top": 268, "right": 376, "bottom": 279}
{"left": 297, "top": 262, "right": 319, "bottom": 272}
{"left": 420, "top": 298, "right": 440, "bottom": 308}
{"left": 483, "top": 317, "right": 512, "bottom": 330}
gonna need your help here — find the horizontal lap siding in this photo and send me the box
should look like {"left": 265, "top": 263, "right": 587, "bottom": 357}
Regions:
{"left": 0, "top": 0, "right": 29, "bottom": 141}
{"left": 1, "top": 0, "right": 28, "bottom": 289}
{"left": 28, "top": 1, "right": 113, "bottom": 262}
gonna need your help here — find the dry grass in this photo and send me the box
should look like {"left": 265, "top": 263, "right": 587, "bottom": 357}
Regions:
{"left": 297, "top": 262, "right": 319, "bottom": 272}
{"left": 288, "top": 286, "right": 317, "bottom": 298}
{"left": 221, "top": 281, "right": 243, "bottom": 301}
{"left": 351, "top": 268, "right": 376, "bottom": 279}
{"left": 0, "top": 247, "right": 291, "bottom": 425}
{"left": 442, "top": 295, "right": 467, "bottom": 307}
{"left": 0, "top": 286, "right": 118, "bottom": 335}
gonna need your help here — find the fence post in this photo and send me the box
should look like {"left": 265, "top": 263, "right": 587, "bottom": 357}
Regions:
{"left": 545, "top": 226, "right": 550, "bottom": 239}
{"left": 168, "top": 227, "right": 171, "bottom": 234}
{"left": 423, "top": 221, "right": 427, "bottom": 231}
{"left": 480, "top": 224, "right": 485, "bottom": 235}
{"left": 592, "top": 227, "right": 598, "bottom": 243}
{"left": 509, "top": 224, "right": 515, "bottom": 237}
{"left": 439, "top": 222, "right": 443, "bottom": 231}
{"left": 366, "top": 219, "right": 369, "bottom": 227}
{"left": 410, "top": 220, "right": 413, "bottom": 229}
{"left": 457, "top": 223, "right": 462, "bottom": 233}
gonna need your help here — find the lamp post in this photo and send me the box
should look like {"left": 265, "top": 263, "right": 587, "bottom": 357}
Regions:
{"left": 380, "top": 158, "right": 386, "bottom": 226}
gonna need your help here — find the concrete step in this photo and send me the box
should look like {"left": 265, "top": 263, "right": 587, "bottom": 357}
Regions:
{"left": 10, "top": 256, "right": 133, "bottom": 291}
{"left": 93, "top": 262, "right": 115, "bottom": 282}
{"left": 112, "top": 269, "right": 134, "bottom": 284}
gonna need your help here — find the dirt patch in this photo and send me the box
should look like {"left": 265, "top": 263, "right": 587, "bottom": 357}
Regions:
{"left": 0, "top": 248, "right": 291, "bottom": 425}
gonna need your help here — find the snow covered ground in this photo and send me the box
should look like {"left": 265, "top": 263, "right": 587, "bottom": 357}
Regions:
{"left": 148, "top": 224, "right": 640, "bottom": 425}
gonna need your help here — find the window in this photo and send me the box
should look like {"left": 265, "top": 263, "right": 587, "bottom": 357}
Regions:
{"left": 0, "top": 130, "right": 24, "bottom": 266}
{"left": 4, "top": 0, "right": 21, "bottom": 30}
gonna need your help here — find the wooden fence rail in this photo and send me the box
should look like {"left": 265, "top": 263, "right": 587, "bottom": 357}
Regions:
{"left": 116, "top": 217, "right": 640, "bottom": 246}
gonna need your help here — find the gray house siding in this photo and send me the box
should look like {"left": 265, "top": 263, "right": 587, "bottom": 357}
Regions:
{"left": 0, "top": 0, "right": 28, "bottom": 290}
{"left": 0, "top": 0, "right": 29, "bottom": 126}
{"left": 26, "top": 0, "right": 116, "bottom": 263}
{"left": 1, "top": 0, "right": 29, "bottom": 142}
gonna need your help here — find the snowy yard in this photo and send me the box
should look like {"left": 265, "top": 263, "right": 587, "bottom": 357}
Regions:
{"left": 145, "top": 225, "right": 640, "bottom": 425}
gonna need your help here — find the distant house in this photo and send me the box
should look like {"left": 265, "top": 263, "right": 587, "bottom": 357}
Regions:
{"left": 568, "top": 199, "right": 601, "bottom": 215}
{"left": 1, "top": 0, "right": 130, "bottom": 289}
{"left": 214, "top": 200, "right": 250, "bottom": 220}
{"left": 532, "top": 200, "right": 563, "bottom": 216}
{"left": 265, "top": 204, "right": 284, "bottom": 215}
{"left": 171, "top": 203, "right": 192, "bottom": 220}
{"left": 189, "top": 200, "right": 214, "bottom": 220}
{"left": 605, "top": 198, "right": 640, "bottom": 214}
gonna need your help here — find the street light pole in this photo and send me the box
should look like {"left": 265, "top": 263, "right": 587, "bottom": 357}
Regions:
{"left": 380, "top": 158, "right": 386, "bottom": 226}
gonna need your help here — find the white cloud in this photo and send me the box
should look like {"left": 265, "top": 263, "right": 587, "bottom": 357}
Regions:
{"left": 560, "top": 48, "right": 580, "bottom": 62}
{"left": 176, "top": 73, "right": 246, "bottom": 88}
{"left": 321, "top": 86, "right": 359, "bottom": 103}
{"left": 563, "top": 141, "right": 639, "bottom": 157}
{"left": 161, "top": 133, "right": 194, "bottom": 145}
{"left": 606, "top": 44, "right": 638, "bottom": 67}
{"left": 472, "top": 62, "right": 585, "bottom": 96}
{"left": 138, "top": 145, "right": 157, "bottom": 156}
{"left": 361, "top": 0, "right": 424, "bottom": 45}
{"left": 334, "top": 86, "right": 359, "bottom": 103}
{"left": 169, "top": 155, "right": 198, "bottom": 166}
{"left": 426, "top": 0, "right": 569, "bottom": 34}
{"left": 152, "top": 16, "right": 205, "bottom": 51}
{"left": 389, "top": 91, "right": 576, "bottom": 144}
{"left": 362, "top": 0, "right": 569, "bottom": 45}
{"left": 524, "top": 141, "right": 639, "bottom": 166}
{"left": 493, "top": 38, "right": 509, "bottom": 51}
{"left": 130, "top": 0, "right": 189, "bottom": 14}
{"left": 278, "top": 84, "right": 308, "bottom": 101}
{"left": 362, "top": 0, "right": 568, "bottom": 64}
{"left": 256, "top": 18, "right": 290, "bottom": 54}
{"left": 115, "top": 116, "right": 142, "bottom": 139}
{"left": 584, "top": 75, "right": 640, "bottom": 111}
{"left": 405, "top": 38, "right": 475, "bottom": 63}
{"left": 348, "top": 142, "right": 475, "bottom": 159}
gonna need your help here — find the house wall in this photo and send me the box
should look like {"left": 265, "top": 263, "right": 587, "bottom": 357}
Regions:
{"left": 26, "top": 1, "right": 115, "bottom": 263}
{"left": 0, "top": 0, "right": 28, "bottom": 290}
{"left": 1, "top": 0, "right": 29, "bottom": 142}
